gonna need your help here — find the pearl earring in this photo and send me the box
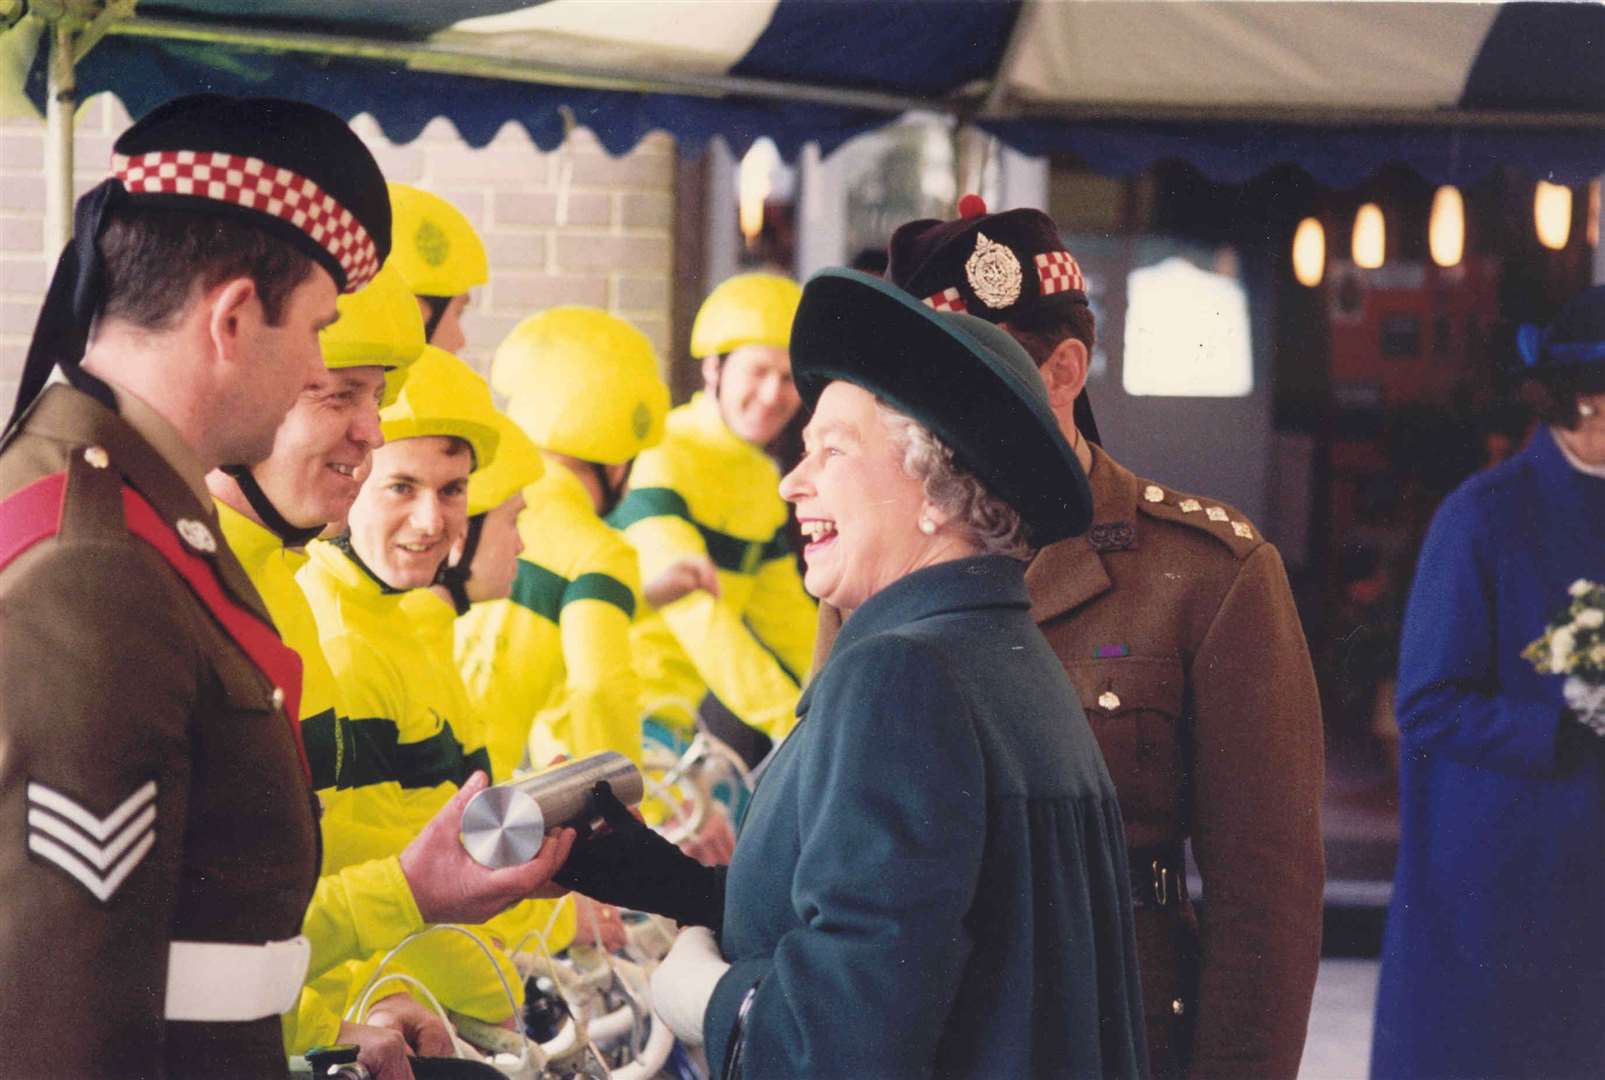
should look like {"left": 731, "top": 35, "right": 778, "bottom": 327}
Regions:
{"left": 1580, "top": 402, "right": 1598, "bottom": 418}
{"left": 919, "top": 516, "right": 937, "bottom": 535}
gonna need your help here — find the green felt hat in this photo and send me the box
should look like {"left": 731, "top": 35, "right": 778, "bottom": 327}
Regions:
{"left": 791, "top": 268, "right": 1093, "bottom": 544}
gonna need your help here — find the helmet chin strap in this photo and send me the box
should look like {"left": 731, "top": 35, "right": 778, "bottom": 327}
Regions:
{"left": 590, "top": 460, "right": 632, "bottom": 519}
{"left": 221, "top": 465, "right": 326, "bottom": 547}
{"left": 435, "top": 512, "right": 485, "bottom": 616}
{"left": 419, "top": 295, "right": 452, "bottom": 342}
{"left": 328, "top": 532, "right": 403, "bottom": 594}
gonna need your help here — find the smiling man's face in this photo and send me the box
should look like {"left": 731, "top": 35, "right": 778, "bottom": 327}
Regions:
{"left": 347, "top": 435, "right": 471, "bottom": 590}
{"left": 250, "top": 365, "right": 389, "bottom": 530}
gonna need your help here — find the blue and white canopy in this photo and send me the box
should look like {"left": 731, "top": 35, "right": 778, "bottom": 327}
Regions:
{"left": 11, "top": 0, "right": 1605, "bottom": 185}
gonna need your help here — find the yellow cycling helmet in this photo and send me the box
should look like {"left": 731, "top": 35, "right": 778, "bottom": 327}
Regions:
{"left": 467, "top": 412, "right": 544, "bottom": 517}
{"left": 319, "top": 262, "right": 426, "bottom": 407}
{"left": 688, "top": 272, "right": 802, "bottom": 359}
{"left": 496, "top": 307, "right": 670, "bottom": 466}
{"left": 379, "top": 345, "right": 500, "bottom": 470}
{"left": 386, "top": 183, "right": 489, "bottom": 298}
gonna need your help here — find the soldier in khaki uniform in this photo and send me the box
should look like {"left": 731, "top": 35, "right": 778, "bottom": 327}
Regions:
{"left": 813, "top": 201, "right": 1325, "bottom": 1078}
{"left": 0, "top": 96, "right": 395, "bottom": 1078}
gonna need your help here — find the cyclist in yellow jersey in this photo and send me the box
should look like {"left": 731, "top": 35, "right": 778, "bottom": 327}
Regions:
{"left": 300, "top": 347, "right": 573, "bottom": 1027}
{"left": 610, "top": 274, "right": 817, "bottom": 752}
{"left": 375, "top": 185, "right": 586, "bottom": 1002}
{"left": 458, "top": 308, "right": 669, "bottom": 779}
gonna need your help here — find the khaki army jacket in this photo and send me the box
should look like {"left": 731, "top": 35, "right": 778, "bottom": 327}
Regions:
{"left": 0, "top": 385, "right": 318, "bottom": 1078}
{"left": 813, "top": 445, "right": 1324, "bottom": 1079}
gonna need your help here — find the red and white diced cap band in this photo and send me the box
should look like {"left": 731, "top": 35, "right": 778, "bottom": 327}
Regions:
{"left": 922, "top": 250, "right": 1087, "bottom": 313}
{"left": 1034, "top": 250, "right": 1085, "bottom": 296}
{"left": 110, "top": 150, "right": 380, "bottom": 292}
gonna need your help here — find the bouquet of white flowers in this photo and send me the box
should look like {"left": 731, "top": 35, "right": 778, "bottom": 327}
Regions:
{"left": 1524, "top": 579, "right": 1605, "bottom": 737}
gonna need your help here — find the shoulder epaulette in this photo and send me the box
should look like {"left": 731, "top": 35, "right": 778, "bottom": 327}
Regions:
{"left": 0, "top": 440, "right": 129, "bottom": 564}
{"left": 1134, "top": 480, "right": 1263, "bottom": 560}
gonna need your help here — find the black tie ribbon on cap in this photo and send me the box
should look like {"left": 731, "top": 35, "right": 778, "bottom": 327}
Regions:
{"left": 6, "top": 178, "right": 125, "bottom": 432}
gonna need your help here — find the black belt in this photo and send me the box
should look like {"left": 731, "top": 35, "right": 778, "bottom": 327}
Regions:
{"left": 1129, "top": 845, "right": 1188, "bottom": 911}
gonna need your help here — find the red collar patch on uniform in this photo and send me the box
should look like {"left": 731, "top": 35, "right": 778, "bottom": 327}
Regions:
{"left": 0, "top": 471, "right": 309, "bottom": 783}
{"left": 120, "top": 486, "right": 310, "bottom": 783}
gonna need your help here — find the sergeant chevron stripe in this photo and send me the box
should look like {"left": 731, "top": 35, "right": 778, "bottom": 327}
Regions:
{"left": 25, "top": 780, "right": 157, "bottom": 902}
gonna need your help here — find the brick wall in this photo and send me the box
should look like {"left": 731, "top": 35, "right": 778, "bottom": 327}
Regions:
{"left": 0, "top": 95, "right": 679, "bottom": 407}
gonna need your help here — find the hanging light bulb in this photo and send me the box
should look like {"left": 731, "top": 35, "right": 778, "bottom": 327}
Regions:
{"left": 1292, "top": 217, "right": 1325, "bottom": 287}
{"left": 1428, "top": 185, "right": 1465, "bottom": 268}
{"left": 737, "top": 138, "right": 781, "bottom": 249}
{"left": 1534, "top": 180, "right": 1572, "bottom": 251}
{"left": 1587, "top": 180, "right": 1600, "bottom": 249}
{"left": 1352, "top": 203, "right": 1386, "bottom": 269}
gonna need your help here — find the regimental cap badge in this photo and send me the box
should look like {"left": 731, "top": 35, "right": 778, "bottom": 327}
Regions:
{"left": 175, "top": 518, "right": 217, "bottom": 554}
{"left": 964, "top": 231, "right": 1023, "bottom": 311}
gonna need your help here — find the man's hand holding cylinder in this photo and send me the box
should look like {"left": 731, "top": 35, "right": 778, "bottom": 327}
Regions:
{"left": 399, "top": 771, "right": 576, "bottom": 925}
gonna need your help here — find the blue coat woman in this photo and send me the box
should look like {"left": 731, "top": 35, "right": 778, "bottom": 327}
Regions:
{"left": 557, "top": 269, "right": 1147, "bottom": 1078}
{"left": 1372, "top": 289, "right": 1605, "bottom": 1080}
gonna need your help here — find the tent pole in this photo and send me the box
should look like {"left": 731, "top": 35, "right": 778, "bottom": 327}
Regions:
{"left": 43, "top": 19, "right": 75, "bottom": 253}
{"left": 39, "top": 1, "right": 136, "bottom": 256}
{"left": 953, "top": 123, "right": 994, "bottom": 202}
{"left": 1593, "top": 177, "right": 1603, "bottom": 285}
{"left": 949, "top": 0, "right": 1030, "bottom": 205}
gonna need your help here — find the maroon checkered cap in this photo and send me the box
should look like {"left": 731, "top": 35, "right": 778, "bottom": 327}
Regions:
{"left": 887, "top": 195, "right": 1087, "bottom": 322}
{"left": 884, "top": 194, "right": 1102, "bottom": 447}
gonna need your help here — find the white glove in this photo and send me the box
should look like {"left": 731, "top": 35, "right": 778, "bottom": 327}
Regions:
{"left": 1563, "top": 676, "right": 1605, "bottom": 737}
{"left": 649, "top": 925, "right": 730, "bottom": 1046}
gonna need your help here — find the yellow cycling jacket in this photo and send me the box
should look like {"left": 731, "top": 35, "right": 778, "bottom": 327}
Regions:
{"left": 458, "top": 464, "right": 645, "bottom": 777}
{"left": 295, "top": 857, "right": 427, "bottom": 1049}
{"left": 215, "top": 504, "right": 425, "bottom": 1052}
{"left": 298, "top": 539, "right": 482, "bottom": 856}
{"left": 608, "top": 393, "right": 816, "bottom": 741}
{"left": 298, "top": 539, "right": 573, "bottom": 1025}
{"left": 216, "top": 503, "right": 402, "bottom": 871}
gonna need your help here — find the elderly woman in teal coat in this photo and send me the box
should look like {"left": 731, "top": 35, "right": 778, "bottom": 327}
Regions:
{"left": 558, "top": 268, "right": 1146, "bottom": 1078}
{"left": 1372, "top": 286, "right": 1605, "bottom": 1080}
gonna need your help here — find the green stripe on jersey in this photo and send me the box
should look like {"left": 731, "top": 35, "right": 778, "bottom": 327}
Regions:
{"left": 511, "top": 561, "right": 636, "bottom": 623}
{"left": 608, "top": 486, "right": 771, "bottom": 575}
{"left": 510, "top": 560, "right": 566, "bottom": 623}
{"left": 564, "top": 572, "right": 636, "bottom": 618}
{"left": 340, "top": 714, "right": 476, "bottom": 791}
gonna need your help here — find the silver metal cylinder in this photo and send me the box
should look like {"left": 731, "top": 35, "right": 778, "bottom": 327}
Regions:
{"left": 459, "top": 752, "right": 643, "bottom": 869}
